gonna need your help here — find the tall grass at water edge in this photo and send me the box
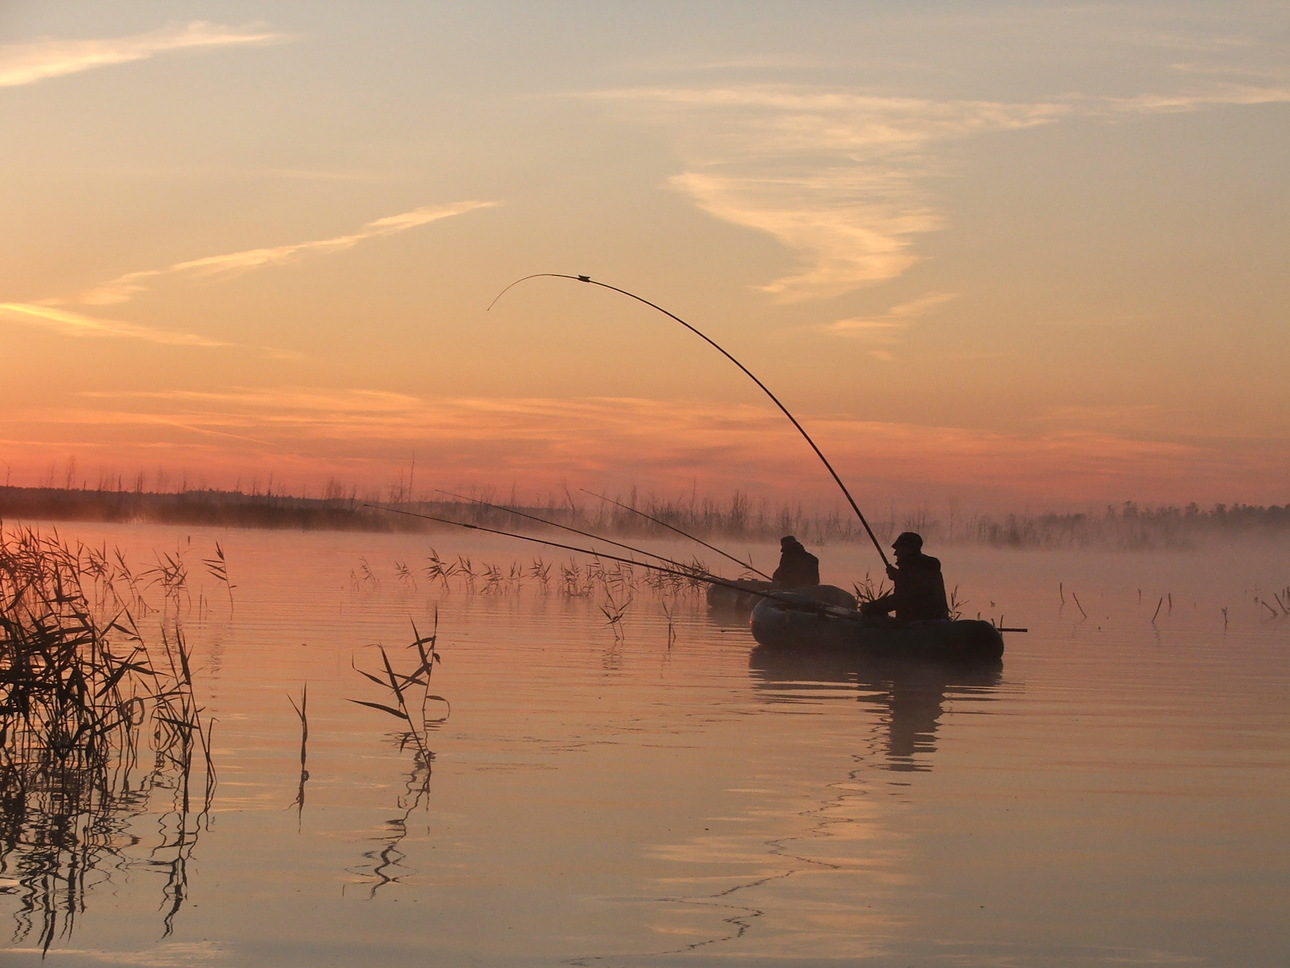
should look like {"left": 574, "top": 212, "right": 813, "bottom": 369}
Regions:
{"left": 0, "top": 521, "right": 462, "bottom": 929}
{"left": 0, "top": 525, "right": 215, "bottom": 949}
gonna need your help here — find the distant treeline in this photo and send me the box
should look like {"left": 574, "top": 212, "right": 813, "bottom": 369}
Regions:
{"left": 0, "top": 486, "right": 1284, "bottom": 549}
{"left": 962, "top": 501, "right": 1290, "bottom": 551}
{"left": 0, "top": 485, "right": 408, "bottom": 532}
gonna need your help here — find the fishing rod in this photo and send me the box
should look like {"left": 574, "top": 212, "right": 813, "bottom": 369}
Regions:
{"left": 369, "top": 502, "right": 731, "bottom": 592}
{"left": 366, "top": 503, "right": 1022, "bottom": 632}
{"left": 364, "top": 502, "right": 839, "bottom": 614}
{"left": 489, "top": 273, "right": 891, "bottom": 569}
{"left": 432, "top": 488, "right": 724, "bottom": 580}
{"left": 579, "top": 488, "right": 771, "bottom": 581}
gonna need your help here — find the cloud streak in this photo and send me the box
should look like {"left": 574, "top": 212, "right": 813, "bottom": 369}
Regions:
{"left": 0, "top": 21, "right": 289, "bottom": 88}
{"left": 824, "top": 292, "right": 958, "bottom": 358}
{"left": 593, "top": 75, "right": 1290, "bottom": 302}
{"left": 0, "top": 302, "right": 231, "bottom": 347}
{"left": 595, "top": 86, "right": 1065, "bottom": 301}
{"left": 1101, "top": 81, "right": 1290, "bottom": 116}
{"left": 4, "top": 202, "right": 495, "bottom": 351}
{"left": 74, "top": 201, "right": 499, "bottom": 306}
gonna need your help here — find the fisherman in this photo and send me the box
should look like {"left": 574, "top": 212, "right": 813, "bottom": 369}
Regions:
{"left": 861, "top": 531, "right": 950, "bottom": 623}
{"left": 772, "top": 535, "right": 820, "bottom": 589}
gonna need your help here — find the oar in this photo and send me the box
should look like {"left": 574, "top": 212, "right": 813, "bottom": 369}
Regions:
{"left": 579, "top": 488, "right": 771, "bottom": 581}
{"left": 489, "top": 273, "right": 891, "bottom": 570}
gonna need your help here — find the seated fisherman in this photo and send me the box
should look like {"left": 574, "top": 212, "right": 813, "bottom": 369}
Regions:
{"left": 861, "top": 531, "right": 950, "bottom": 623}
{"left": 772, "top": 535, "right": 820, "bottom": 589}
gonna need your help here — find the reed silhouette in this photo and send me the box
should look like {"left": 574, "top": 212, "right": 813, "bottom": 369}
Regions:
{"left": 0, "top": 526, "right": 215, "bottom": 950}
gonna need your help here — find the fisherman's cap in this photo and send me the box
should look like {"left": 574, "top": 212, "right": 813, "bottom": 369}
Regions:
{"left": 780, "top": 535, "right": 798, "bottom": 547}
{"left": 892, "top": 531, "right": 923, "bottom": 550}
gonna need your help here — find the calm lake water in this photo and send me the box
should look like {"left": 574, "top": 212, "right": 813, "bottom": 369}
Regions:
{"left": 2, "top": 521, "right": 1287, "bottom": 967}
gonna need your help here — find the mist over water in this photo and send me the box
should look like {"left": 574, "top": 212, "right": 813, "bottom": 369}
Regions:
{"left": 1, "top": 521, "right": 1286, "bottom": 967}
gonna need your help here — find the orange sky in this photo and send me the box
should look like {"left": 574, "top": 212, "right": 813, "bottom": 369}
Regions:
{"left": 2, "top": 4, "right": 1287, "bottom": 514}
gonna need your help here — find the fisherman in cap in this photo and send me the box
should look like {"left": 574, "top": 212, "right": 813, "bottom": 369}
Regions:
{"left": 772, "top": 535, "right": 820, "bottom": 590}
{"left": 861, "top": 531, "right": 950, "bottom": 623}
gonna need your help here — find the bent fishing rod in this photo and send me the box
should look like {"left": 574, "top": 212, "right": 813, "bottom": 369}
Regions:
{"left": 433, "top": 488, "right": 734, "bottom": 581}
{"left": 580, "top": 488, "right": 771, "bottom": 581}
{"left": 489, "top": 273, "right": 891, "bottom": 569}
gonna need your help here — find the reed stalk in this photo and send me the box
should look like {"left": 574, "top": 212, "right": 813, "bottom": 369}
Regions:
{"left": 599, "top": 588, "right": 632, "bottom": 642}
{"left": 202, "top": 541, "right": 235, "bottom": 614}
{"left": 1070, "top": 591, "right": 1088, "bottom": 619}
{"left": 350, "top": 615, "right": 449, "bottom": 766}
{"left": 288, "top": 684, "right": 309, "bottom": 816}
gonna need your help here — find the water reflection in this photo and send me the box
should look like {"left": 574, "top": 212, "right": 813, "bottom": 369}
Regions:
{"left": 748, "top": 646, "right": 1003, "bottom": 771}
{"left": 347, "top": 753, "right": 432, "bottom": 898}
{"left": 343, "top": 623, "right": 447, "bottom": 896}
{"left": 0, "top": 758, "right": 210, "bottom": 950}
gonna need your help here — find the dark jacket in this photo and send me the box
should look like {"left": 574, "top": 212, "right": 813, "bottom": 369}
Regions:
{"left": 772, "top": 542, "right": 820, "bottom": 589}
{"left": 866, "top": 552, "right": 949, "bottom": 622}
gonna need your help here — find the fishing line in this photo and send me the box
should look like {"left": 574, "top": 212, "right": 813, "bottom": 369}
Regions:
{"left": 432, "top": 488, "right": 725, "bottom": 580}
{"left": 363, "top": 503, "right": 839, "bottom": 615}
{"left": 580, "top": 488, "right": 770, "bottom": 581}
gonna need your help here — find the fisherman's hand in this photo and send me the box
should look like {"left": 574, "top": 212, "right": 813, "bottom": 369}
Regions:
{"left": 885, "top": 565, "right": 898, "bottom": 581}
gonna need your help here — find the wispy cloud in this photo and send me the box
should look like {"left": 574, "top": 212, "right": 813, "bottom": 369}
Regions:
{"left": 83, "top": 387, "right": 424, "bottom": 417}
{"left": 1101, "top": 82, "right": 1290, "bottom": 116}
{"left": 591, "top": 70, "right": 1290, "bottom": 302}
{"left": 74, "top": 201, "right": 499, "bottom": 306}
{"left": 0, "top": 21, "right": 289, "bottom": 88}
{"left": 3, "top": 202, "right": 495, "bottom": 352}
{"left": 593, "top": 86, "right": 1065, "bottom": 301}
{"left": 669, "top": 169, "right": 943, "bottom": 300}
{"left": 0, "top": 302, "right": 231, "bottom": 347}
{"left": 824, "top": 292, "right": 958, "bottom": 357}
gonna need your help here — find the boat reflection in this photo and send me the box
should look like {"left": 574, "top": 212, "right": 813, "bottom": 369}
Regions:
{"left": 748, "top": 645, "right": 1003, "bottom": 772}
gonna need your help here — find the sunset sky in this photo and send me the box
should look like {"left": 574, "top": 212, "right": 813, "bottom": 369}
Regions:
{"left": 2, "top": 2, "right": 1287, "bottom": 515}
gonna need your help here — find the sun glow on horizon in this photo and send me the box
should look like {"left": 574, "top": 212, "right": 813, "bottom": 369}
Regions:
{"left": 2, "top": 391, "right": 1282, "bottom": 515}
